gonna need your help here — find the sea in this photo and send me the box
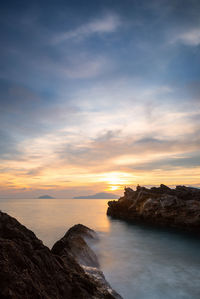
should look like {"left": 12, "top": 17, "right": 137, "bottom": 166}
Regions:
{"left": 1, "top": 197, "right": 200, "bottom": 299}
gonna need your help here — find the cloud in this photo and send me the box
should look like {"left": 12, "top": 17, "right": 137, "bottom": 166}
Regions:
{"left": 0, "top": 79, "right": 83, "bottom": 136}
{"left": 187, "top": 81, "right": 200, "bottom": 102}
{"left": 53, "top": 14, "right": 120, "bottom": 43}
{"left": 0, "top": 130, "right": 21, "bottom": 159}
{"left": 1, "top": 1, "right": 200, "bottom": 197}
{"left": 132, "top": 151, "right": 200, "bottom": 171}
{"left": 172, "top": 28, "right": 200, "bottom": 46}
{"left": 55, "top": 127, "right": 200, "bottom": 172}
{"left": 25, "top": 167, "right": 44, "bottom": 176}
{"left": 61, "top": 55, "right": 110, "bottom": 79}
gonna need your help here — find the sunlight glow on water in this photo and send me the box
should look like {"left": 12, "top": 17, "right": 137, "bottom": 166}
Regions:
{"left": 0, "top": 198, "right": 110, "bottom": 246}
{"left": 1, "top": 198, "right": 200, "bottom": 299}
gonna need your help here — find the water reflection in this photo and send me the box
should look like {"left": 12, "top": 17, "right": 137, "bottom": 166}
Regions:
{"left": 0, "top": 198, "right": 110, "bottom": 247}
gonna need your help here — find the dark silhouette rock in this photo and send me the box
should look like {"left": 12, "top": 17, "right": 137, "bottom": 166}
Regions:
{"left": 0, "top": 211, "right": 122, "bottom": 299}
{"left": 107, "top": 185, "right": 200, "bottom": 234}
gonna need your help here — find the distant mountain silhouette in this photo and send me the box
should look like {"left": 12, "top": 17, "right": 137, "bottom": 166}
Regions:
{"left": 74, "top": 192, "right": 118, "bottom": 199}
{"left": 38, "top": 195, "right": 55, "bottom": 199}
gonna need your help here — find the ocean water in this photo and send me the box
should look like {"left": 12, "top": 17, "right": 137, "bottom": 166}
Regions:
{"left": 0, "top": 198, "right": 200, "bottom": 299}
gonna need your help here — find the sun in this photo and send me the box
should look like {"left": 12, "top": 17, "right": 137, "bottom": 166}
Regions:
{"left": 98, "top": 171, "right": 134, "bottom": 192}
{"left": 99, "top": 171, "right": 133, "bottom": 185}
{"left": 109, "top": 185, "right": 120, "bottom": 191}
{"left": 100, "top": 172, "right": 126, "bottom": 185}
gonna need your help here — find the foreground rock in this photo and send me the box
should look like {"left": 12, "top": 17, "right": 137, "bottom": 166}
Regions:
{"left": 107, "top": 185, "right": 200, "bottom": 234}
{"left": 52, "top": 224, "right": 121, "bottom": 299}
{"left": 0, "top": 211, "right": 121, "bottom": 299}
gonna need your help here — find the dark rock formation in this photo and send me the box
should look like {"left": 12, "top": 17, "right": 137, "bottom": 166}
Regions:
{"left": 52, "top": 224, "right": 121, "bottom": 299}
{"left": 0, "top": 211, "right": 122, "bottom": 299}
{"left": 107, "top": 185, "right": 200, "bottom": 234}
{"left": 52, "top": 224, "right": 100, "bottom": 268}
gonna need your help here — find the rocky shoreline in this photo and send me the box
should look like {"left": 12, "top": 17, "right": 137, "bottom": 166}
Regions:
{"left": 0, "top": 211, "right": 121, "bottom": 299}
{"left": 107, "top": 185, "right": 200, "bottom": 235}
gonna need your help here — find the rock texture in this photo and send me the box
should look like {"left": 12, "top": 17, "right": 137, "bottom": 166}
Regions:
{"left": 52, "top": 224, "right": 121, "bottom": 299}
{"left": 107, "top": 185, "right": 200, "bottom": 234}
{"left": 0, "top": 211, "right": 121, "bottom": 299}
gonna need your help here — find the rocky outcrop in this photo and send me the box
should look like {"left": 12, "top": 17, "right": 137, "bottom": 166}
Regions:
{"left": 52, "top": 224, "right": 121, "bottom": 299}
{"left": 52, "top": 224, "right": 100, "bottom": 268}
{"left": 107, "top": 185, "right": 200, "bottom": 234}
{"left": 0, "top": 211, "right": 121, "bottom": 299}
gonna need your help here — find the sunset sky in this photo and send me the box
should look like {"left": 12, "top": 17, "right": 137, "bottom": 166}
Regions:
{"left": 0, "top": 0, "right": 200, "bottom": 198}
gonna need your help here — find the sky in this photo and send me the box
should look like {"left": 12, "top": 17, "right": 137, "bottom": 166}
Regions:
{"left": 0, "top": 0, "right": 200, "bottom": 198}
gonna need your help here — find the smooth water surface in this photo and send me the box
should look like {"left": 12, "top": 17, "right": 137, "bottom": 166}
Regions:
{"left": 1, "top": 198, "right": 200, "bottom": 299}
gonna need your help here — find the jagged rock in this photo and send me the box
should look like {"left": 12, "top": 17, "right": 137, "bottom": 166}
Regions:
{"left": 52, "top": 224, "right": 122, "bottom": 299}
{"left": 52, "top": 224, "right": 99, "bottom": 268}
{"left": 124, "top": 187, "right": 136, "bottom": 200}
{"left": 0, "top": 211, "right": 122, "bottom": 299}
{"left": 159, "top": 195, "right": 177, "bottom": 208}
{"left": 107, "top": 185, "right": 200, "bottom": 234}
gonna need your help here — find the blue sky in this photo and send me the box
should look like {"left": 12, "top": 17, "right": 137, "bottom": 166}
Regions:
{"left": 0, "top": 0, "right": 200, "bottom": 198}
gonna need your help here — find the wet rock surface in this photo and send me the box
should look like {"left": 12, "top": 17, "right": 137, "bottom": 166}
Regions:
{"left": 107, "top": 185, "right": 200, "bottom": 234}
{"left": 0, "top": 211, "right": 122, "bottom": 299}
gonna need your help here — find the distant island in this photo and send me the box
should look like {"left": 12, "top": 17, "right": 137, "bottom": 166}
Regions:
{"left": 74, "top": 192, "right": 118, "bottom": 199}
{"left": 38, "top": 195, "right": 55, "bottom": 199}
